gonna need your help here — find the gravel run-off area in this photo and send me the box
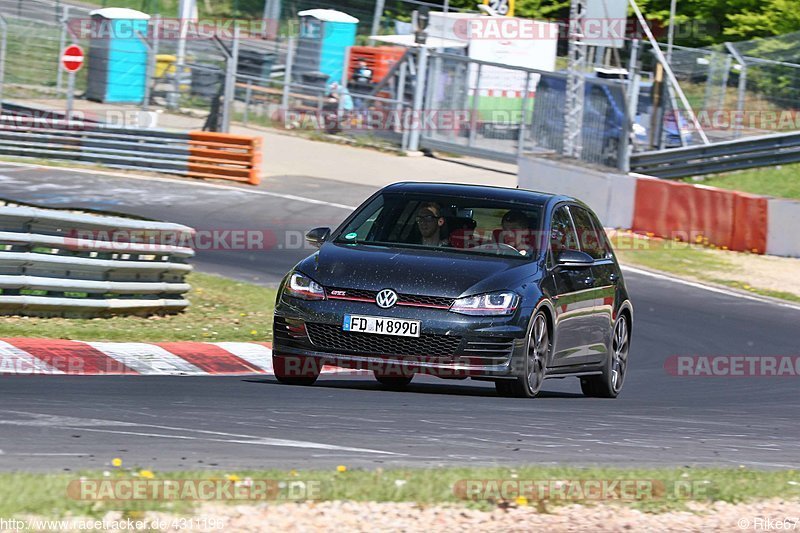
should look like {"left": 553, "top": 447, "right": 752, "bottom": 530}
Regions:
{"left": 31, "top": 499, "right": 800, "bottom": 532}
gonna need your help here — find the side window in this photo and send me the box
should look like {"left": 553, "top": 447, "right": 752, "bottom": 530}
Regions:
{"left": 588, "top": 209, "right": 614, "bottom": 259}
{"left": 569, "top": 206, "right": 605, "bottom": 260}
{"left": 549, "top": 206, "right": 578, "bottom": 263}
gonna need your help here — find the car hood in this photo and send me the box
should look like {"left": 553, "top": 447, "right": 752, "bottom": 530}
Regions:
{"left": 297, "top": 242, "right": 538, "bottom": 298}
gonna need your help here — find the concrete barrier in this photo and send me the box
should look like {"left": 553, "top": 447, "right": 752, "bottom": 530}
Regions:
{"left": 517, "top": 156, "right": 636, "bottom": 229}
{"left": 518, "top": 155, "right": 800, "bottom": 258}
{"left": 631, "top": 175, "right": 768, "bottom": 253}
{"left": 767, "top": 198, "right": 800, "bottom": 257}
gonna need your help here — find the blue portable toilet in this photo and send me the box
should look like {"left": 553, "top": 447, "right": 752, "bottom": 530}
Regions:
{"left": 86, "top": 8, "right": 150, "bottom": 104}
{"left": 295, "top": 9, "right": 359, "bottom": 86}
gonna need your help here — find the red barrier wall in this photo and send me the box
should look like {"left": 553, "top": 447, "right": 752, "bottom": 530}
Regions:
{"left": 632, "top": 177, "right": 767, "bottom": 253}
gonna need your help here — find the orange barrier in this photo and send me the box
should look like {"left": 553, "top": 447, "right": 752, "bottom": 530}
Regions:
{"left": 732, "top": 193, "right": 768, "bottom": 254}
{"left": 632, "top": 177, "right": 768, "bottom": 253}
{"left": 187, "top": 132, "right": 262, "bottom": 185}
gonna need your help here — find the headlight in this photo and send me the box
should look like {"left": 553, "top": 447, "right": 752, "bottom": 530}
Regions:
{"left": 450, "top": 291, "right": 519, "bottom": 316}
{"left": 284, "top": 272, "right": 326, "bottom": 301}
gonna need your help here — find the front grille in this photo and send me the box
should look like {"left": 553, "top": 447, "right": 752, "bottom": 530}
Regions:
{"left": 326, "top": 287, "right": 454, "bottom": 309}
{"left": 305, "top": 322, "right": 461, "bottom": 358}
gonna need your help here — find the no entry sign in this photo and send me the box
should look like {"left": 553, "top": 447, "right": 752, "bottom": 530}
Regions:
{"left": 61, "top": 44, "right": 85, "bottom": 73}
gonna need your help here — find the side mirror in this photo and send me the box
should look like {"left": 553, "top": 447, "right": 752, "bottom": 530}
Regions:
{"left": 556, "top": 250, "right": 594, "bottom": 269}
{"left": 305, "top": 227, "right": 331, "bottom": 248}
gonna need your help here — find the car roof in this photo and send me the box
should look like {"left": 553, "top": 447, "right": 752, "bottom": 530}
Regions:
{"left": 381, "top": 182, "right": 573, "bottom": 206}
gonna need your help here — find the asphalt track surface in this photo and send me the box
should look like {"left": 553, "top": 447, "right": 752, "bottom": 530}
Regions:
{"left": 0, "top": 163, "right": 798, "bottom": 471}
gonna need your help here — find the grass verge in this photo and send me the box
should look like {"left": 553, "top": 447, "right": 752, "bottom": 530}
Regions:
{"left": 1, "top": 466, "right": 798, "bottom": 518}
{"left": 609, "top": 232, "right": 800, "bottom": 303}
{"left": 0, "top": 273, "right": 277, "bottom": 342}
{"left": 683, "top": 163, "right": 800, "bottom": 200}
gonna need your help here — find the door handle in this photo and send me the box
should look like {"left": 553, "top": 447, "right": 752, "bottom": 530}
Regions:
{"left": 582, "top": 276, "right": 594, "bottom": 285}
{"left": 609, "top": 273, "right": 619, "bottom": 283}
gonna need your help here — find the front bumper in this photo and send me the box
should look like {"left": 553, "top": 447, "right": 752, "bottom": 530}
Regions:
{"left": 273, "top": 295, "right": 532, "bottom": 378}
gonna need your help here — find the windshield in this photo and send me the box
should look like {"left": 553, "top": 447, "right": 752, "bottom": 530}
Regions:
{"left": 334, "top": 193, "right": 545, "bottom": 258}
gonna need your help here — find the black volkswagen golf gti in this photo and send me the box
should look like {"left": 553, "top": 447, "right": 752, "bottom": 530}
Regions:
{"left": 273, "top": 183, "right": 633, "bottom": 398}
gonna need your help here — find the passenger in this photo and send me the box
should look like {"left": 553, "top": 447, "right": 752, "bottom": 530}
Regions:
{"left": 499, "top": 210, "right": 532, "bottom": 253}
{"left": 415, "top": 202, "right": 449, "bottom": 247}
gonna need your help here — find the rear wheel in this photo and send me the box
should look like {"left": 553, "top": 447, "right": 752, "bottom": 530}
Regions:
{"left": 273, "top": 354, "right": 321, "bottom": 386}
{"left": 374, "top": 372, "right": 413, "bottom": 388}
{"left": 495, "top": 311, "right": 549, "bottom": 398}
{"left": 580, "top": 314, "right": 630, "bottom": 398}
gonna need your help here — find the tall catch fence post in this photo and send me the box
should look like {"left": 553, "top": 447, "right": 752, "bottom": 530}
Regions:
{"left": 407, "top": 47, "right": 428, "bottom": 153}
{"left": 55, "top": 5, "right": 69, "bottom": 94}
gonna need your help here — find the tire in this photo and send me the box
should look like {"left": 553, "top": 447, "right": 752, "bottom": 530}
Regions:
{"left": 580, "top": 314, "right": 630, "bottom": 398}
{"left": 373, "top": 372, "right": 414, "bottom": 388}
{"left": 273, "top": 354, "right": 321, "bottom": 386}
{"left": 495, "top": 311, "right": 550, "bottom": 398}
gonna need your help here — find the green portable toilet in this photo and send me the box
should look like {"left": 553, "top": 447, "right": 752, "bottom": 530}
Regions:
{"left": 294, "top": 9, "right": 359, "bottom": 86}
{"left": 86, "top": 8, "right": 150, "bottom": 104}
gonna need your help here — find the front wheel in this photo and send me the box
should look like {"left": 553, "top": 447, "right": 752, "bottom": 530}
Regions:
{"left": 496, "top": 311, "right": 549, "bottom": 398}
{"left": 580, "top": 314, "right": 630, "bottom": 398}
{"left": 273, "top": 354, "right": 321, "bottom": 386}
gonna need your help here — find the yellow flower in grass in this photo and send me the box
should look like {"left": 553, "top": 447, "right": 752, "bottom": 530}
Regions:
{"left": 336, "top": 465, "right": 347, "bottom": 473}
{"left": 227, "top": 474, "right": 241, "bottom": 482}
{"left": 250, "top": 330, "right": 258, "bottom": 335}
{"left": 112, "top": 458, "right": 122, "bottom": 467}
{"left": 139, "top": 470, "right": 155, "bottom": 479}
{"left": 515, "top": 496, "right": 529, "bottom": 506}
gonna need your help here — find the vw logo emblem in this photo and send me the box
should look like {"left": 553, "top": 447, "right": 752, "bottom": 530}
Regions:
{"left": 375, "top": 289, "right": 398, "bottom": 309}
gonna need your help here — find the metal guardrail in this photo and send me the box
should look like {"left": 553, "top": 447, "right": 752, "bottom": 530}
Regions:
{"left": 0, "top": 203, "right": 195, "bottom": 316}
{"left": 0, "top": 115, "right": 262, "bottom": 184}
{"left": 630, "top": 130, "right": 800, "bottom": 178}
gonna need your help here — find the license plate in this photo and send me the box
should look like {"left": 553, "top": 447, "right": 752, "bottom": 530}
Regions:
{"left": 343, "top": 315, "right": 421, "bottom": 337}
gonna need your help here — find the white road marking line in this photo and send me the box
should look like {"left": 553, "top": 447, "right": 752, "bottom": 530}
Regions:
{"left": 83, "top": 342, "right": 205, "bottom": 375}
{"left": 212, "top": 342, "right": 274, "bottom": 373}
{"left": 0, "top": 166, "right": 38, "bottom": 173}
{"left": 71, "top": 427, "right": 399, "bottom": 454}
{"left": 0, "top": 340, "right": 64, "bottom": 374}
{"left": 0, "top": 161, "right": 358, "bottom": 210}
{"left": 621, "top": 265, "right": 800, "bottom": 312}
{"left": 9, "top": 453, "right": 88, "bottom": 456}
{"left": 0, "top": 409, "right": 400, "bottom": 455}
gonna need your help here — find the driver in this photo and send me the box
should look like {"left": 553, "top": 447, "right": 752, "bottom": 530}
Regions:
{"left": 415, "top": 202, "right": 449, "bottom": 247}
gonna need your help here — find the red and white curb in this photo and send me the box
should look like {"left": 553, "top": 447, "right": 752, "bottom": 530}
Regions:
{"left": 0, "top": 338, "right": 359, "bottom": 376}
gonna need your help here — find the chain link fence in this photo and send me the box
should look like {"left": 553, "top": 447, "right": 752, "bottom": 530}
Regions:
{"left": 422, "top": 52, "right": 630, "bottom": 168}
{"left": 638, "top": 33, "right": 800, "bottom": 144}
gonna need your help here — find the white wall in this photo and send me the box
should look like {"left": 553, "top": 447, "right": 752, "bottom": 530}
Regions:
{"left": 767, "top": 198, "right": 800, "bottom": 257}
{"left": 517, "top": 156, "right": 636, "bottom": 228}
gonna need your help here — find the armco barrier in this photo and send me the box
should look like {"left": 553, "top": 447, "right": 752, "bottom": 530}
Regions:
{"left": 0, "top": 116, "right": 261, "bottom": 185}
{"left": 629, "top": 130, "right": 800, "bottom": 178}
{"left": 0, "top": 204, "right": 195, "bottom": 316}
{"left": 519, "top": 155, "right": 799, "bottom": 257}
